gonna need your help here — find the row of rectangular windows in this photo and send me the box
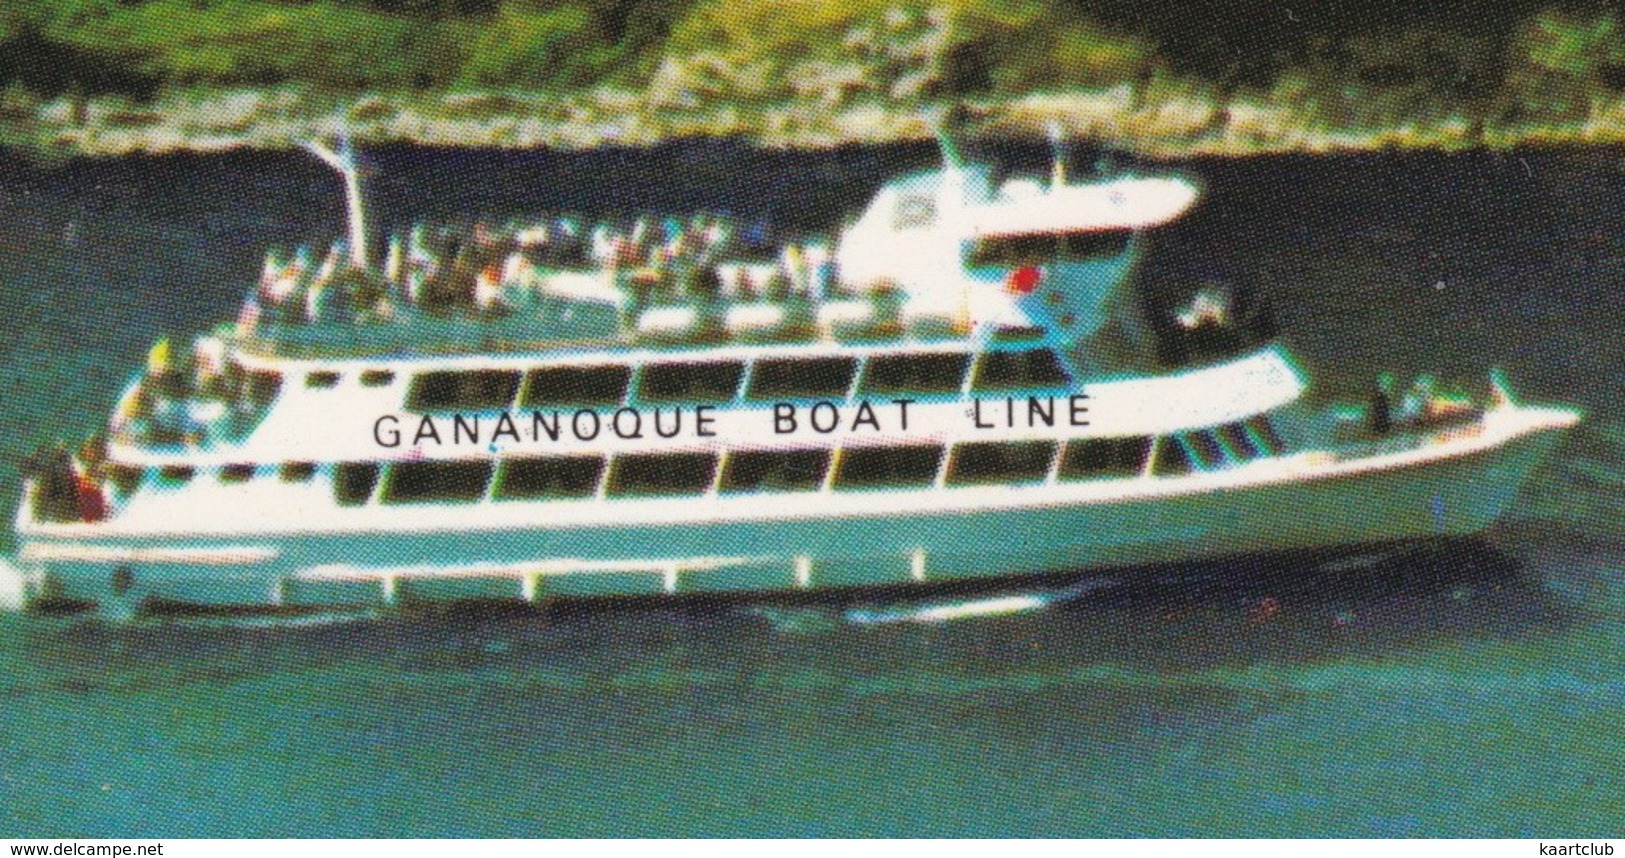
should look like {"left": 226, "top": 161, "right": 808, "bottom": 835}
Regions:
{"left": 301, "top": 350, "right": 1073, "bottom": 412}
{"left": 336, "top": 439, "right": 1147, "bottom": 505}
{"left": 138, "top": 439, "right": 1145, "bottom": 501}
{"left": 130, "top": 415, "right": 1280, "bottom": 508}
{"left": 129, "top": 416, "right": 1284, "bottom": 502}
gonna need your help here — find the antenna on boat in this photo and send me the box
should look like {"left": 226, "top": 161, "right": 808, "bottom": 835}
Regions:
{"left": 927, "top": 106, "right": 965, "bottom": 174}
{"left": 301, "top": 134, "right": 370, "bottom": 271}
{"left": 1047, "top": 120, "right": 1068, "bottom": 189}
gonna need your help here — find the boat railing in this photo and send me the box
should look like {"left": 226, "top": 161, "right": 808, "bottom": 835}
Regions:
{"left": 235, "top": 271, "right": 942, "bottom": 358}
{"left": 237, "top": 290, "right": 625, "bottom": 359}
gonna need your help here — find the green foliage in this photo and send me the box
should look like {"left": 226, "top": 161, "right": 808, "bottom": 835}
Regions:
{"left": 0, "top": 0, "right": 1621, "bottom": 128}
{"left": 457, "top": 3, "right": 604, "bottom": 89}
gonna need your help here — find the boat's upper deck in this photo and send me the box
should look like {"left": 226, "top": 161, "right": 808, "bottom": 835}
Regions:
{"left": 231, "top": 269, "right": 932, "bottom": 361}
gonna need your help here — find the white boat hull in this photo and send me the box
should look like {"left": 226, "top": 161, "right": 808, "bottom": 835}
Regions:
{"left": 15, "top": 406, "right": 1576, "bottom": 612}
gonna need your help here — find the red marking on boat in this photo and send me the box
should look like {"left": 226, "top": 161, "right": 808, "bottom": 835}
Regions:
{"left": 1007, "top": 266, "right": 1042, "bottom": 295}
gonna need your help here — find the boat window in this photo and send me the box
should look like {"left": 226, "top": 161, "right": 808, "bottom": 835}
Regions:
{"left": 520, "top": 365, "right": 631, "bottom": 408}
{"left": 245, "top": 370, "right": 282, "bottom": 405}
{"left": 157, "top": 465, "right": 194, "bottom": 485}
{"left": 406, "top": 370, "right": 522, "bottom": 412}
{"left": 968, "top": 230, "right": 1132, "bottom": 267}
{"left": 305, "top": 371, "right": 341, "bottom": 389}
{"left": 280, "top": 461, "right": 317, "bottom": 482}
{"left": 946, "top": 441, "right": 1056, "bottom": 486}
{"left": 1245, "top": 415, "right": 1285, "bottom": 456}
{"left": 334, "top": 462, "right": 381, "bottom": 505}
{"left": 1061, "top": 230, "right": 1132, "bottom": 260}
{"left": 360, "top": 370, "right": 395, "bottom": 387}
{"left": 972, "top": 350, "right": 1070, "bottom": 391}
{"left": 1151, "top": 437, "right": 1193, "bottom": 477}
{"left": 833, "top": 444, "right": 944, "bottom": 490}
{"left": 991, "top": 326, "right": 1046, "bottom": 343}
{"left": 746, "top": 357, "right": 857, "bottom": 400}
{"left": 1217, "top": 421, "right": 1261, "bottom": 461}
{"left": 606, "top": 452, "right": 718, "bottom": 497}
{"left": 382, "top": 460, "right": 493, "bottom": 504}
{"left": 719, "top": 449, "right": 830, "bottom": 493}
{"left": 859, "top": 353, "right": 969, "bottom": 396}
{"left": 1184, "top": 430, "right": 1226, "bottom": 469}
{"left": 108, "top": 465, "right": 144, "bottom": 496}
{"left": 969, "top": 234, "right": 1057, "bottom": 267}
{"left": 219, "top": 464, "right": 256, "bottom": 484}
{"left": 637, "top": 362, "right": 744, "bottom": 403}
{"left": 1059, "top": 437, "right": 1152, "bottom": 480}
{"left": 494, "top": 455, "right": 605, "bottom": 500}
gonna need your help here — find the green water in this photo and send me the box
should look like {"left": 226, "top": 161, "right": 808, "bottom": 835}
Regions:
{"left": 1, "top": 556, "right": 1621, "bottom": 836}
{"left": 0, "top": 146, "right": 1620, "bottom": 836}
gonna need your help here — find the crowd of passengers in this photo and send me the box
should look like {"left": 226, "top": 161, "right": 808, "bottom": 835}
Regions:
{"left": 240, "top": 214, "right": 842, "bottom": 328}
{"left": 108, "top": 336, "right": 275, "bottom": 449}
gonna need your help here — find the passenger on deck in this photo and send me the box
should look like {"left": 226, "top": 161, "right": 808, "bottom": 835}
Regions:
{"left": 23, "top": 443, "right": 83, "bottom": 523}
{"left": 1368, "top": 373, "right": 1394, "bottom": 436}
{"left": 473, "top": 263, "right": 513, "bottom": 316}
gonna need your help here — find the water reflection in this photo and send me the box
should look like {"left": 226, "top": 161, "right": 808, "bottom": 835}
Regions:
{"left": 5, "top": 537, "right": 1583, "bottom": 696}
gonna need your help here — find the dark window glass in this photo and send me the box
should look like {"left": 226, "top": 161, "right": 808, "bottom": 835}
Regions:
{"left": 383, "top": 460, "right": 492, "bottom": 504}
{"left": 946, "top": 441, "right": 1056, "bottom": 486}
{"left": 520, "top": 365, "right": 630, "bottom": 407}
{"left": 334, "top": 462, "right": 380, "bottom": 505}
{"left": 108, "top": 465, "right": 144, "bottom": 495}
{"left": 1060, "top": 230, "right": 1132, "bottom": 260}
{"left": 246, "top": 371, "right": 282, "bottom": 405}
{"left": 406, "top": 370, "right": 521, "bottom": 412}
{"left": 969, "top": 230, "right": 1131, "bottom": 266}
{"left": 360, "top": 370, "right": 395, "bottom": 387}
{"left": 973, "top": 350, "right": 1069, "bottom": 391}
{"left": 157, "top": 465, "right": 194, "bottom": 485}
{"left": 747, "top": 357, "right": 857, "bottom": 400}
{"left": 606, "top": 452, "right": 718, "bottom": 497}
{"left": 280, "top": 461, "right": 317, "bottom": 482}
{"left": 719, "top": 449, "right": 830, "bottom": 493}
{"left": 1245, "top": 415, "right": 1285, "bottom": 455}
{"left": 1152, "top": 437, "right": 1193, "bottom": 477}
{"left": 991, "top": 326, "right": 1046, "bottom": 343}
{"left": 219, "top": 464, "right": 256, "bottom": 483}
{"left": 860, "top": 353, "right": 968, "bottom": 395}
{"left": 637, "top": 362, "right": 744, "bottom": 403}
{"left": 306, "top": 371, "right": 340, "bottom": 389}
{"left": 833, "top": 445, "right": 943, "bottom": 490}
{"left": 1060, "top": 437, "right": 1152, "bottom": 480}
{"left": 1218, "top": 422, "right": 1261, "bottom": 461}
{"left": 969, "top": 234, "right": 1056, "bottom": 267}
{"left": 494, "top": 456, "right": 605, "bottom": 500}
{"left": 1185, "top": 431, "right": 1225, "bottom": 468}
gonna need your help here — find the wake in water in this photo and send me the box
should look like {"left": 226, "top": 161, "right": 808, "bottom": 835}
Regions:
{"left": 745, "top": 577, "right": 1119, "bottom": 634}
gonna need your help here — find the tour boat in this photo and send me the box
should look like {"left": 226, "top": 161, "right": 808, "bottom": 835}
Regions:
{"left": 8, "top": 139, "right": 1581, "bottom": 613}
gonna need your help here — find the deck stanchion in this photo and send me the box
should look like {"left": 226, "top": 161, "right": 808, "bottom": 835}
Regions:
{"left": 794, "top": 555, "right": 812, "bottom": 589}
{"left": 521, "top": 573, "right": 539, "bottom": 604}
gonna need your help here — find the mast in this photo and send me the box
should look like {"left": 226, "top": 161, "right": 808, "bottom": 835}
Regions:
{"left": 1047, "top": 120, "right": 1068, "bottom": 189}
{"left": 301, "top": 136, "right": 370, "bottom": 270}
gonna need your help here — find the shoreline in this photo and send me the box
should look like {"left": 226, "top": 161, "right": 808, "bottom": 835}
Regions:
{"left": 6, "top": 85, "right": 1625, "bottom": 159}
